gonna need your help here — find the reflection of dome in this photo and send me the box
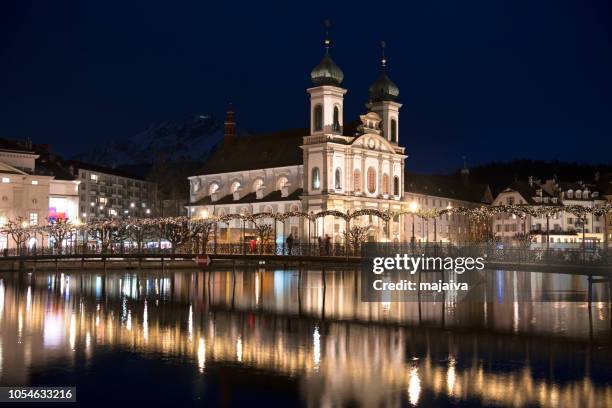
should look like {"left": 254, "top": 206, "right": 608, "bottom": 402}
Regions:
{"left": 311, "top": 52, "right": 344, "bottom": 86}
{"left": 369, "top": 70, "right": 399, "bottom": 102}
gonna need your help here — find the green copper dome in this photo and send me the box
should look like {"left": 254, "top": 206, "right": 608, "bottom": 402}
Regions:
{"left": 369, "top": 70, "right": 399, "bottom": 102}
{"left": 310, "top": 52, "right": 344, "bottom": 86}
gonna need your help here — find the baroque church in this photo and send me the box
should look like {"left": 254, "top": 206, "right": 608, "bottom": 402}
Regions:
{"left": 187, "top": 35, "right": 490, "bottom": 244}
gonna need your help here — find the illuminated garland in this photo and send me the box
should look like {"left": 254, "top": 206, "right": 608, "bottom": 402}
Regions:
{"left": 1, "top": 203, "right": 611, "bottom": 237}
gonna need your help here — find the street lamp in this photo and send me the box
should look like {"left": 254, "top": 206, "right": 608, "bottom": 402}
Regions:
{"left": 409, "top": 201, "right": 418, "bottom": 244}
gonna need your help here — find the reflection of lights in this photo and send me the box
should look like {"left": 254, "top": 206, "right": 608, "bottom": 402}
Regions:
{"left": 255, "top": 273, "right": 261, "bottom": 305}
{"left": 26, "top": 286, "right": 32, "bottom": 312}
{"left": 18, "top": 312, "right": 23, "bottom": 343}
{"left": 313, "top": 325, "right": 321, "bottom": 370}
{"left": 85, "top": 332, "right": 91, "bottom": 349}
{"left": 70, "top": 313, "right": 76, "bottom": 350}
{"left": 188, "top": 304, "right": 193, "bottom": 341}
{"left": 43, "top": 313, "right": 64, "bottom": 347}
{"left": 197, "top": 337, "right": 206, "bottom": 373}
{"left": 236, "top": 337, "right": 242, "bottom": 362}
{"left": 143, "top": 300, "right": 148, "bottom": 342}
{"left": 408, "top": 366, "right": 421, "bottom": 406}
{"left": 447, "top": 356, "right": 456, "bottom": 396}
{"left": 0, "top": 279, "right": 4, "bottom": 320}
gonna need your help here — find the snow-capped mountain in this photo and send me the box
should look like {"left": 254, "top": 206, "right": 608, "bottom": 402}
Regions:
{"left": 74, "top": 114, "right": 222, "bottom": 167}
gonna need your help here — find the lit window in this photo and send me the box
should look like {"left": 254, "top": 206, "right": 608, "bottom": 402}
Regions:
{"left": 382, "top": 173, "right": 389, "bottom": 194}
{"left": 1, "top": 178, "right": 9, "bottom": 183}
{"left": 31, "top": 180, "right": 38, "bottom": 185}
{"left": 209, "top": 183, "right": 219, "bottom": 195}
{"left": 334, "top": 168, "right": 342, "bottom": 190}
{"left": 90, "top": 174, "right": 98, "bottom": 182}
{"left": 311, "top": 167, "right": 320, "bottom": 190}
{"left": 29, "top": 212, "right": 38, "bottom": 226}
{"left": 353, "top": 169, "right": 361, "bottom": 192}
{"left": 252, "top": 179, "right": 263, "bottom": 192}
{"left": 367, "top": 167, "right": 376, "bottom": 194}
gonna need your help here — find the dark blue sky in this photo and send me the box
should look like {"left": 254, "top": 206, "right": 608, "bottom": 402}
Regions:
{"left": 1, "top": 1, "right": 611, "bottom": 172}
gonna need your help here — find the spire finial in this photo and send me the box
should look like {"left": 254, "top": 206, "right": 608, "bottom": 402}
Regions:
{"left": 380, "top": 40, "right": 387, "bottom": 68}
{"left": 324, "top": 19, "right": 331, "bottom": 52}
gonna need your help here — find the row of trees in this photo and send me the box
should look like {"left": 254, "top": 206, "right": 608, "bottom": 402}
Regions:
{"left": 1, "top": 202, "right": 611, "bottom": 254}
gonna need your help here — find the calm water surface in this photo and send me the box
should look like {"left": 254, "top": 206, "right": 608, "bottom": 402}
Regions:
{"left": 0, "top": 267, "right": 611, "bottom": 407}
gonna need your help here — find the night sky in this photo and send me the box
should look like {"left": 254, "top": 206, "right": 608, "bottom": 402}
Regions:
{"left": 1, "top": 1, "right": 611, "bottom": 173}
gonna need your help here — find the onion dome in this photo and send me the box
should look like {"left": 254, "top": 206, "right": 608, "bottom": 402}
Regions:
{"left": 310, "top": 26, "right": 344, "bottom": 86}
{"left": 369, "top": 71, "right": 399, "bottom": 102}
{"left": 310, "top": 52, "right": 344, "bottom": 86}
{"left": 368, "top": 41, "right": 399, "bottom": 102}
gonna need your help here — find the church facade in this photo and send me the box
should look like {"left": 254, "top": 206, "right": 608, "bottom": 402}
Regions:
{"left": 187, "top": 38, "right": 490, "bottom": 244}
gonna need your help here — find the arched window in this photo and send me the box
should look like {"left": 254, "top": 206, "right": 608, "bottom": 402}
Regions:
{"left": 314, "top": 105, "right": 323, "bottom": 132}
{"left": 230, "top": 181, "right": 241, "bottom": 193}
{"left": 393, "top": 176, "right": 400, "bottom": 196}
{"left": 208, "top": 183, "right": 219, "bottom": 195}
{"left": 367, "top": 167, "right": 376, "bottom": 194}
{"left": 333, "top": 106, "right": 340, "bottom": 132}
{"left": 277, "top": 176, "right": 289, "bottom": 190}
{"left": 382, "top": 174, "right": 389, "bottom": 195}
{"left": 390, "top": 119, "right": 397, "bottom": 143}
{"left": 311, "top": 167, "right": 320, "bottom": 190}
{"left": 353, "top": 169, "right": 361, "bottom": 192}
{"left": 334, "top": 168, "right": 342, "bottom": 189}
{"left": 252, "top": 178, "right": 263, "bottom": 192}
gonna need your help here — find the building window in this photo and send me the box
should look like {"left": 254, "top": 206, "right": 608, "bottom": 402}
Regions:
{"left": 367, "top": 167, "right": 376, "bottom": 194}
{"left": 390, "top": 119, "right": 397, "bottom": 143}
{"left": 231, "top": 181, "right": 241, "bottom": 193}
{"left": 333, "top": 106, "right": 340, "bottom": 131}
{"left": 1, "top": 178, "right": 9, "bottom": 183}
{"left": 334, "top": 168, "right": 342, "bottom": 190}
{"left": 313, "top": 105, "right": 323, "bottom": 132}
{"left": 90, "top": 174, "right": 98, "bottom": 182}
{"left": 277, "top": 177, "right": 288, "bottom": 190}
{"left": 29, "top": 212, "right": 38, "bottom": 226}
{"left": 353, "top": 169, "right": 361, "bottom": 192}
{"left": 393, "top": 176, "right": 400, "bottom": 196}
{"left": 311, "top": 167, "right": 320, "bottom": 190}
{"left": 252, "top": 178, "right": 263, "bottom": 192}
{"left": 31, "top": 180, "right": 38, "bottom": 185}
{"left": 382, "top": 173, "right": 389, "bottom": 194}
{"left": 209, "top": 183, "right": 219, "bottom": 195}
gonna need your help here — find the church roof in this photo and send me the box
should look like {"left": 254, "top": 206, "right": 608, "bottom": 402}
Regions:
{"left": 405, "top": 172, "right": 492, "bottom": 204}
{"left": 198, "top": 128, "right": 306, "bottom": 175}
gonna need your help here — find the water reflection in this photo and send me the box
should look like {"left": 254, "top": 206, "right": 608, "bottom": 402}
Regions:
{"left": 0, "top": 268, "right": 610, "bottom": 407}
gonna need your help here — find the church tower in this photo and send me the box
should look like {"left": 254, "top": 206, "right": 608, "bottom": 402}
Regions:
{"left": 307, "top": 24, "right": 346, "bottom": 136}
{"left": 368, "top": 42, "right": 401, "bottom": 144}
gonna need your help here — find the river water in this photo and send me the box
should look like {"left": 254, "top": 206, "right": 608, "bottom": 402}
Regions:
{"left": 0, "top": 267, "right": 610, "bottom": 407}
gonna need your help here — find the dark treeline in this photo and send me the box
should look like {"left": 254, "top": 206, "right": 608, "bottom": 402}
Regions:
{"left": 454, "top": 159, "right": 612, "bottom": 194}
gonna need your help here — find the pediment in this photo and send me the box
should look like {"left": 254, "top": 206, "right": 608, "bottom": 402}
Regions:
{"left": 350, "top": 133, "right": 397, "bottom": 154}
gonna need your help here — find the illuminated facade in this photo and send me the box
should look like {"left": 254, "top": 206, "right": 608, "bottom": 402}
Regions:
{"left": 187, "top": 38, "right": 492, "bottom": 244}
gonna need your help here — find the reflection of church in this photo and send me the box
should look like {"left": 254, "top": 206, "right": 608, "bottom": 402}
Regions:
{"left": 187, "top": 35, "right": 490, "bottom": 244}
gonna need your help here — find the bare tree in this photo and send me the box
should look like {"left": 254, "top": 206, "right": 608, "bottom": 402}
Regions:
{"left": 46, "top": 218, "right": 73, "bottom": 254}
{"left": 1, "top": 217, "right": 32, "bottom": 255}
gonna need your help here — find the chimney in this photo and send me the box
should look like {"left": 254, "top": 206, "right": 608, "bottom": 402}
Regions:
{"left": 528, "top": 176, "right": 533, "bottom": 187}
{"left": 595, "top": 171, "right": 600, "bottom": 182}
{"left": 224, "top": 105, "right": 236, "bottom": 145}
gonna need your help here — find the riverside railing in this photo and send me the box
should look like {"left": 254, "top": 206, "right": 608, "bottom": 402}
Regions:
{"left": 1, "top": 243, "right": 611, "bottom": 267}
